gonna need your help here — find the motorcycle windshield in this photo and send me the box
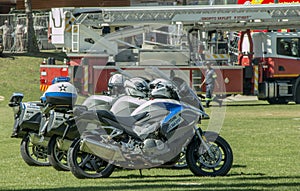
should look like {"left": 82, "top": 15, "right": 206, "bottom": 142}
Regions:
{"left": 148, "top": 67, "right": 208, "bottom": 119}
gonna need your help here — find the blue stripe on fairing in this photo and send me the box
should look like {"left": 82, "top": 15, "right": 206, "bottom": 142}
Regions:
{"left": 21, "top": 102, "right": 26, "bottom": 110}
{"left": 45, "top": 92, "right": 77, "bottom": 98}
{"left": 40, "top": 96, "right": 46, "bottom": 102}
{"left": 157, "top": 102, "right": 183, "bottom": 124}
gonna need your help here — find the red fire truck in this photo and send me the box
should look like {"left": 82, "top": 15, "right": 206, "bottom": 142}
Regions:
{"left": 41, "top": 4, "right": 300, "bottom": 104}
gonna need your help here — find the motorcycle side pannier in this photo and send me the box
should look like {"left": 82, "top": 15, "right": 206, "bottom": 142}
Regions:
{"left": 19, "top": 102, "right": 42, "bottom": 132}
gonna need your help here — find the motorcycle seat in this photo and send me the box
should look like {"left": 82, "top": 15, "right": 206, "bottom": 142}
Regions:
{"left": 96, "top": 110, "right": 148, "bottom": 127}
{"left": 96, "top": 110, "right": 148, "bottom": 138}
{"left": 76, "top": 109, "right": 148, "bottom": 138}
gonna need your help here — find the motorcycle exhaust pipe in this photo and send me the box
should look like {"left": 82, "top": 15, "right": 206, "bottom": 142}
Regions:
{"left": 80, "top": 137, "right": 126, "bottom": 162}
{"left": 29, "top": 133, "right": 50, "bottom": 148}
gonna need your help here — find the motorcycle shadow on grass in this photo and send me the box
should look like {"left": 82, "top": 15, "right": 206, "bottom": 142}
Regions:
{"left": 5, "top": 176, "right": 300, "bottom": 191}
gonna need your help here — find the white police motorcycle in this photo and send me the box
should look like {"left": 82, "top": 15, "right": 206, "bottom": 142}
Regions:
{"left": 64, "top": 69, "right": 232, "bottom": 178}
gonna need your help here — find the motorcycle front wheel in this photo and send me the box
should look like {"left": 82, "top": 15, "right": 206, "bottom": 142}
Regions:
{"left": 48, "top": 135, "right": 69, "bottom": 171}
{"left": 20, "top": 134, "right": 50, "bottom": 166}
{"left": 67, "top": 138, "right": 115, "bottom": 179}
{"left": 186, "top": 133, "right": 233, "bottom": 176}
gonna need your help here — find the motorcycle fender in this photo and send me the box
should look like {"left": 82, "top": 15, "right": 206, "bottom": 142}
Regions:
{"left": 29, "top": 133, "right": 50, "bottom": 148}
{"left": 56, "top": 138, "right": 73, "bottom": 151}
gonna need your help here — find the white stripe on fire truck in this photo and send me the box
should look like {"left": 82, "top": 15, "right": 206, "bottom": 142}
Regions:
{"left": 254, "top": 65, "right": 258, "bottom": 95}
{"left": 84, "top": 66, "right": 88, "bottom": 93}
{"left": 205, "top": 54, "right": 229, "bottom": 60}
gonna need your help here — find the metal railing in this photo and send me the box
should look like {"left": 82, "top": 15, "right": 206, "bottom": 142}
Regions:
{"left": 0, "top": 12, "right": 54, "bottom": 52}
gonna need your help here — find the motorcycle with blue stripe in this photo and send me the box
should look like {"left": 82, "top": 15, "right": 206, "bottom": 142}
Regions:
{"left": 66, "top": 67, "right": 233, "bottom": 178}
{"left": 8, "top": 77, "right": 76, "bottom": 167}
{"left": 43, "top": 75, "right": 146, "bottom": 171}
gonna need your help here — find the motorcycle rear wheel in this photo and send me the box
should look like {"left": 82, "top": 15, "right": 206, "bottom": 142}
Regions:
{"left": 186, "top": 133, "right": 233, "bottom": 176}
{"left": 48, "top": 135, "right": 69, "bottom": 171}
{"left": 20, "top": 134, "right": 50, "bottom": 166}
{"left": 67, "top": 138, "right": 115, "bottom": 179}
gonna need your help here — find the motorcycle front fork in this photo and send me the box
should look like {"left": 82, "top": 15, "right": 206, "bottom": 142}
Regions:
{"left": 193, "top": 126, "right": 215, "bottom": 158}
{"left": 39, "top": 117, "right": 49, "bottom": 136}
{"left": 11, "top": 117, "right": 20, "bottom": 138}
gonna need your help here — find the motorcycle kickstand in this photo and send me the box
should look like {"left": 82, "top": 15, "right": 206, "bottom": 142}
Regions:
{"left": 139, "top": 169, "right": 143, "bottom": 177}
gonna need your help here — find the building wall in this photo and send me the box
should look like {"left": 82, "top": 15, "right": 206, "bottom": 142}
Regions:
{"left": 0, "top": 4, "right": 13, "bottom": 14}
{"left": 0, "top": 0, "right": 16, "bottom": 13}
{"left": 16, "top": 0, "right": 130, "bottom": 10}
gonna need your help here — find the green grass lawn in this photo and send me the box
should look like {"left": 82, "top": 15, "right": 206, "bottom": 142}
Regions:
{"left": 0, "top": 52, "right": 300, "bottom": 190}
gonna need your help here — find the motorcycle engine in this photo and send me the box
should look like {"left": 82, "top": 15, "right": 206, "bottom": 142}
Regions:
{"left": 143, "top": 138, "right": 169, "bottom": 156}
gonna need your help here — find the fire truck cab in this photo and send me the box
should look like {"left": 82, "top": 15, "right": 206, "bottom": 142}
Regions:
{"left": 249, "top": 32, "right": 300, "bottom": 104}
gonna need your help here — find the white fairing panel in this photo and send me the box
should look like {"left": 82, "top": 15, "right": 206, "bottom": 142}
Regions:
{"left": 82, "top": 95, "right": 114, "bottom": 110}
{"left": 110, "top": 95, "right": 147, "bottom": 116}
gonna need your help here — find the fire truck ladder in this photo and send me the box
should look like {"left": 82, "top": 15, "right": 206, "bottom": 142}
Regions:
{"left": 61, "top": 4, "right": 300, "bottom": 53}
{"left": 67, "top": 4, "right": 300, "bottom": 61}
{"left": 228, "top": 32, "right": 240, "bottom": 63}
{"left": 72, "top": 4, "right": 300, "bottom": 30}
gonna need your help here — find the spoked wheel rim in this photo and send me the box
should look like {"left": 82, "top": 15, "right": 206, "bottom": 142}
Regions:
{"left": 30, "top": 144, "right": 48, "bottom": 162}
{"left": 76, "top": 150, "right": 111, "bottom": 175}
{"left": 21, "top": 135, "right": 50, "bottom": 166}
{"left": 54, "top": 146, "right": 68, "bottom": 167}
{"left": 48, "top": 135, "right": 69, "bottom": 171}
{"left": 68, "top": 139, "right": 115, "bottom": 178}
{"left": 197, "top": 143, "right": 224, "bottom": 171}
{"left": 186, "top": 134, "right": 233, "bottom": 176}
{"left": 54, "top": 147, "right": 68, "bottom": 165}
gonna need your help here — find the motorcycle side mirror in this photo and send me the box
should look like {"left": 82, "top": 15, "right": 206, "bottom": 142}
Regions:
{"left": 8, "top": 93, "right": 24, "bottom": 107}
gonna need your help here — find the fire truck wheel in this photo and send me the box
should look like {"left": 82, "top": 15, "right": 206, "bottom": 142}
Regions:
{"left": 295, "top": 85, "right": 300, "bottom": 104}
{"left": 267, "top": 98, "right": 288, "bottom": 105}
